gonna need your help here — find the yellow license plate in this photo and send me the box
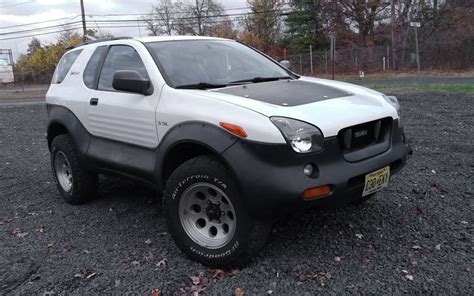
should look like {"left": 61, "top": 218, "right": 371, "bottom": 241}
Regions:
{"left": 362, "top": 166, "right": 390, "bottom": 196}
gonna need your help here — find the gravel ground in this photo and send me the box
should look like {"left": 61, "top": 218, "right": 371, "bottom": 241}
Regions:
{"left": 0, "top": 92, "right": 473, "bottom": 295}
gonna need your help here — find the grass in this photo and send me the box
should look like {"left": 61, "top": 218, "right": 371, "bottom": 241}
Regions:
{"left": 369, "top": 83, "right": 474, "bottom": 94}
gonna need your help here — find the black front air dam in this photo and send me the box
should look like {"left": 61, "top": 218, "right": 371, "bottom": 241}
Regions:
{"left": 221, "top": 120, "right": 412, "bottom": 218}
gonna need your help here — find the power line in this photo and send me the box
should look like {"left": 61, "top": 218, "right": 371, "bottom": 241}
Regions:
{"left": 0, "top": 21, "right": 83, "bottom": 36}
{"left": 0, "top": 6, "right": 254, "bottom": 30}
{"left": 0, "top": 0, "right": 34, "bottom": 9}
{"left": 0, "top": 15, "right": 81, "bottom": 30}
{"left": 1, "top": 8, "right": 290, "bottom": 37}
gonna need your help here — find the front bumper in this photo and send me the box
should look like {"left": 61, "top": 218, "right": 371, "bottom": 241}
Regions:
{"left": 222, "top": 120, "right": 412, "bottom": 218}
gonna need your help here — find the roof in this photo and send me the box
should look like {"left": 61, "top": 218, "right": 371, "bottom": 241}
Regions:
{"left": 136, "top": 35, "right": 232, "bottom": 43}
{"left": 67, "top": 35, "right": 234, "bottom": 51}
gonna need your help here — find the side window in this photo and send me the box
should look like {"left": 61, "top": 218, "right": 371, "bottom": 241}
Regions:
{"left": 83, "top": 46, "right": 107, "bottom": 89}
{"left": 98, "top": 45, "right": 148, "bottom": 92}
{"left": 52, "top": 49, "right": 82, "bottom": 84}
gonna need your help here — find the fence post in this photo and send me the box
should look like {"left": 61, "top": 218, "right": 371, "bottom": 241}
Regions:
{"left": 331, "top": 34, "right": 336, "bottom": 80}
{"left": 325, "top": 51, "right": 328, "bottom": 73}
{"left": 414, "top": 26, "right": 421, "bottom": 81}
{"left": 310, "top": 45, "right": 313, "bottom": 74}
{"left": 299, "top": 54, "right": 303, "bottom": 74}
{"left": 355, "top": 49, "right": 358, "bottom": 73}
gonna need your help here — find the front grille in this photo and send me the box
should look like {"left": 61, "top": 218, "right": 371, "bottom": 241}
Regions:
{"left": 338, "top": 118, "right": 392, "bottom": 161}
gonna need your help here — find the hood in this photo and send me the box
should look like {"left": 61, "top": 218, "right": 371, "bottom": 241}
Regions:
{"left": 182, "top": 76, "right": 398, "bottom": 137}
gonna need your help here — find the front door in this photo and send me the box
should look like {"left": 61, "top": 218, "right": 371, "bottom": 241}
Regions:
{"left": 86, "top": 44, "right": 159, "bottom": 148}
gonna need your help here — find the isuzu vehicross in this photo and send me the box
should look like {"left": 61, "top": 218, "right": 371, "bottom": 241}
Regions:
{"left": 46, "top": 36, "right": 411, "bottom": 267}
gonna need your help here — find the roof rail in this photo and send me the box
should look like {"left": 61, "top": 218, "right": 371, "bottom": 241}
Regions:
{"left": 65, "top": 37, "right": 133, "bottom": 50}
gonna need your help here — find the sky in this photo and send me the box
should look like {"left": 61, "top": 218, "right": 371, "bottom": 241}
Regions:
{"left": 0, "top": 0, "right": 249, "bottom": 61}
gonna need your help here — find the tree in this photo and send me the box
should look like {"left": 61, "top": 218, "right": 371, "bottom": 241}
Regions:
{"left": 57, "top": 23, "right": 82, "bottom": 45}
{"left": 239, "top": 0, "right": 283, "bottom": 51}
{"left": 208, "top": 19, "right": 238, "bottom": 39}
{"left": 85, "top": 28, "right": 114, "bottom": 39}
{"left": 285, "top": 0, "right": 328, "bottom": 52}
{"left": 146, "top": 0, "right": 183, "bottom": 36}
{"left": 178, "top": 0, "right": 224, "bottom": 36}
{"left": 27, "top": 38, "right": 42, "bottom": 55}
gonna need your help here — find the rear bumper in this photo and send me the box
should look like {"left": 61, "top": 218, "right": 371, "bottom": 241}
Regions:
{"left": 222, "top": 120, "right": 412, "bottom": 218}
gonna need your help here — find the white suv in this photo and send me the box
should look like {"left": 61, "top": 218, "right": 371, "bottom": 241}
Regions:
{"left": 46, "top": 36, "right": 411, "bottom": 267}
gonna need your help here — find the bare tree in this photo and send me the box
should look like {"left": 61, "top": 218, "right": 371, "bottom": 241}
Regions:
{"left": 146, "top": 0, "right": 183, "bottom": 36}
{"left": 57, "top": 23, "right": 81, "bottom": 44}
{"left": 178, "top": 0, "right": 224, "bottom": 35}
{"left": 239, "top": 0, "right": 283, "bottom": 51}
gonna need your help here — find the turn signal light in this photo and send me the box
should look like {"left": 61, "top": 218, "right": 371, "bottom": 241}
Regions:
{"left": 302, "top": 185, "right": 331, "bottom": 200}
{"left": 219, "top": 122, "right": 247, "bottom": 138}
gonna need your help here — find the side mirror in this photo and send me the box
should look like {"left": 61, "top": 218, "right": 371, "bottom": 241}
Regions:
{"left": 280, "top": 60, "right": 292, "bottom": 70}
{"left": 112, "top": 70, "right": 153, "bottom": 95}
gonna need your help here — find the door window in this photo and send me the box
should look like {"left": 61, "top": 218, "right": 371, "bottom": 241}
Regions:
{"left": 98, "top": 45, "right": 148, "bottom": 92}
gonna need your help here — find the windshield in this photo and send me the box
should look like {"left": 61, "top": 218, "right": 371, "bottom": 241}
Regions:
{"left": 146, "top": 40, "right": 292, "bottom": 88}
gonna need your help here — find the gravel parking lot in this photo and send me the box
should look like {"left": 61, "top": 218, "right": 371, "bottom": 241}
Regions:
{"left": 1, "top": 92, "right": 472, "bottom": 295}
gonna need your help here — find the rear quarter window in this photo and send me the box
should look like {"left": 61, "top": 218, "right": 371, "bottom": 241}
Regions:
{"left": 52, "top": 49, "right": 82, "bottom": 84}
{"left": 83, "top": 46, "right": 108, "bottom": 89}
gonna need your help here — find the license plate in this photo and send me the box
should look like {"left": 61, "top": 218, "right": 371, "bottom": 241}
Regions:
{"left": 362, "top": 166, "right": 390, "bottom": 196}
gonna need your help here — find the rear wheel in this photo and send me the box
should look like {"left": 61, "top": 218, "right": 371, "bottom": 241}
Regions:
{"left": 50, "top": 134, "right": 98, "bottom": 205}
{"left": 163, "top": 155, "right": 272, "bottom": 267}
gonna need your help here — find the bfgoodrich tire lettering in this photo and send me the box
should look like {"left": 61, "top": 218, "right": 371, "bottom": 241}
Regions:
{"left": 163, "top": 155, "right": 272, "bottom": 267}
{"left": 50, "top": 134, "right": 98, "bottom": 205}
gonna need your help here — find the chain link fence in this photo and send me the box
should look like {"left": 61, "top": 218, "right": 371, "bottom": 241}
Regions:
{"left": 6, "top": 40, "right": 474, "bottom": 87}
{"left": 273, "top": 40, "right": 474, "bottom": 76}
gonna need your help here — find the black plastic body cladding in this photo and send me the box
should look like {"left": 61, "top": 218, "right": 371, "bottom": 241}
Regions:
{"left": 47, "top": 104, "right": 91, "bottom": 167}
{"left": 153, "top": 122, "right": 240, "bottom": 190}
{"left": 221, "top": 120, "right": 411, "bottom": 217}
{"left": 47, "top": 104, "right": 411, "bottom": 218}
{"left": 46, "top": 105, "right": 239, "bottom": 188}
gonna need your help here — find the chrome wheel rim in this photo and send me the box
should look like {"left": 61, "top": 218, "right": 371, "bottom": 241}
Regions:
{"left": 178, "top": 183, "right": 236, "bottom": 249}
{"left": 54, "top": 151, "right": 73, "bottom": 192}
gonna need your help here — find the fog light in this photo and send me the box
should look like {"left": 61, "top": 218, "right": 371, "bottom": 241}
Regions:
{"left": 303, "top": 164, "right": 313, "bottom": 176}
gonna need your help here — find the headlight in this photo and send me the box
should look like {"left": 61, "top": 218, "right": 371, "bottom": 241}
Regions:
{"left": 383, "top": 95, "right": 402, "bottom": 127}
{"left": 270, "top": 117, "right": 324, "bottom": 153}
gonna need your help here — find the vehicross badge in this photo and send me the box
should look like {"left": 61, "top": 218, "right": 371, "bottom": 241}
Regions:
{"left": 45, "top": 36, "right": 411, "bottom": 267}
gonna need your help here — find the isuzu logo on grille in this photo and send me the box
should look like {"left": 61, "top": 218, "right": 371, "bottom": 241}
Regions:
{"left": 354, "top": 130, "right": 368, "bottom": 138}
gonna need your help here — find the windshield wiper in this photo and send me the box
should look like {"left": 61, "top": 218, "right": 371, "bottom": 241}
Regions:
{"left": 175, "top": 82, "right": 228, "bottom": 89}
{"left": 229, "top": 76, "right": 292, "bottom": 84}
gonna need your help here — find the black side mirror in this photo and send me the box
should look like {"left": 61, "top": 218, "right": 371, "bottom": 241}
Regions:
{"left": 112, "top": 70, "right": 153, "bottom": 95}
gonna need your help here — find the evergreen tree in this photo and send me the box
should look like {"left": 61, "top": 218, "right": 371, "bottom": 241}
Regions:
{"left": 285, "top": 0, "right": 328, "bottom": 52}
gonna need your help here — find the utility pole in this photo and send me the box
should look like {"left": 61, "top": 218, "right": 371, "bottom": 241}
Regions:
{"left": 80, "top": 0, "right": 87, "bottom": 42}
{"left": 309, "top": 45, "right": 313, "bottom": 74}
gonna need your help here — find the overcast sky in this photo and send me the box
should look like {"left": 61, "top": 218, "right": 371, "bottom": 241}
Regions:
{"left": 0, "top": 0, "right": 249, "bottom": 61}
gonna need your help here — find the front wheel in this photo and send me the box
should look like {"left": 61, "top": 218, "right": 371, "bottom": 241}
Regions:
{"left": 163, "top": 155, "right": 271, "bottom": 267}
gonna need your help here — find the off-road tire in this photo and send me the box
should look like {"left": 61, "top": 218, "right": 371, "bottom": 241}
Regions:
{"left": 163, "top": 155, "right": 272, "bottom": 268}
{"left": 50, "top": 134, "right": 98, "bottom": 205}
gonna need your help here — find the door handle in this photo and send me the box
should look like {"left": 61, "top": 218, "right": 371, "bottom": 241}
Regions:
{"left": 90, "top": 98, "right": 99, "bottom": 106}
